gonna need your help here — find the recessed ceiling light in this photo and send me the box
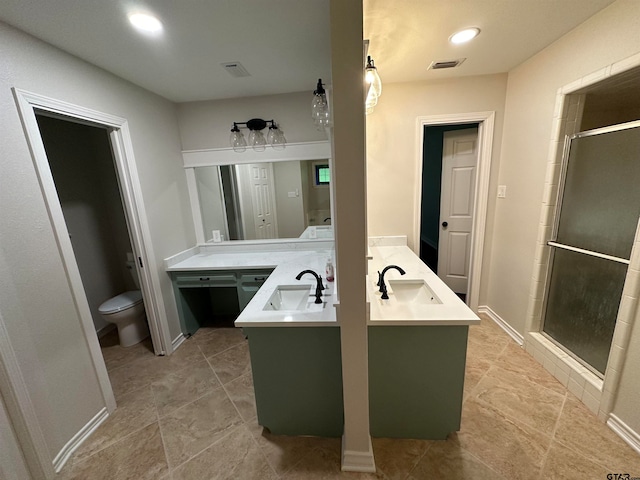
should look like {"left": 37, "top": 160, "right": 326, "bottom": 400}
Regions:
{"left": 449, "top": 28, "right": 480, "bottom": 45}
{"left": 128, "top": 13, "right": 163, "bottom": 34}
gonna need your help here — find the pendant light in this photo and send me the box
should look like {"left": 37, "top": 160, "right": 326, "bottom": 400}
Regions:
{"left": 311, "top": 79, "right": 330, "bottom": 129}
{"left": 365, "top": 56, "right": 382, "bottom": 115}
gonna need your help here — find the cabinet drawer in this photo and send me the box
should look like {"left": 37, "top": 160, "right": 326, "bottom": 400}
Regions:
{"left": 174, "top": 272, "right": 237, "bottom": 287}
{"left": 239, "top": 273, "right": 270, "bottom": 285}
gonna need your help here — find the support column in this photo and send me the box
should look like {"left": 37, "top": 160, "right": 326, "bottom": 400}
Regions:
{"left": 329, "top": 0, "right": 374, "bottom": 473}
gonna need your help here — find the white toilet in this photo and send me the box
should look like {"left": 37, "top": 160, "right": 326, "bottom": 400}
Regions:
{"left": 99, "top": 260, "right": 149, "bottom": 347}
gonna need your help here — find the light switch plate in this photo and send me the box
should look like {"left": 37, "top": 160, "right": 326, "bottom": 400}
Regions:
{"left": 212, "top": 230, "right": 221, "bottom": 242}
{"left": 497, "top": 185, "right": 507, "bottom": 198}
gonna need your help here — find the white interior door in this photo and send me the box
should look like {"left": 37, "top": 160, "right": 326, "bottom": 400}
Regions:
{"left": 438, "top": 128, "right": 478, "bottom": 294}
{"left": 249, "top": 163, "right": 278, "bottom": 239}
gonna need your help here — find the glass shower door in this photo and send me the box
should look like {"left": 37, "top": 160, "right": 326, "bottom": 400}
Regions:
{"left": 542, "top": 121, "right": 640, "bottom": 375}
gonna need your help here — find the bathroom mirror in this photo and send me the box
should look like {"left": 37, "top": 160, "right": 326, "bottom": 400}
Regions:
{"left": 195, "top": 159, "right": 331, "bottom": 241}
{"left": 183, "top": 142, "right": 334, "bottom": 243}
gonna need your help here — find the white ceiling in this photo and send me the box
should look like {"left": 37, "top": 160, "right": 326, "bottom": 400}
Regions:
{"left": 0, "top": 0, "right": 618, "bottom": 103}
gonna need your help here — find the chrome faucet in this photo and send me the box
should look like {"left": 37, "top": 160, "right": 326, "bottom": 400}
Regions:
{"left": 295, "top": 270, "right": 325, "bottom": 304}
{"left": 379, "top": 265, "right": 406, "bottom": 300}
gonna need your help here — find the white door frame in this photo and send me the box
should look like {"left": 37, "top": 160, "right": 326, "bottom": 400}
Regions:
{"left": 12, "top": 88, "right": 173, "bottom": 397}
{"left": 414, "top": 112, "right": 495, "bottom": 311}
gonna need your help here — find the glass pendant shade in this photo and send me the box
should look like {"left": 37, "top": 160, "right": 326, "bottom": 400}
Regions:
{"left": 268, "top": 126, "right": 286, "bottom": 150}
{"left": 312, "top": 79, "right": 330, "bottom": 129}
{"left": 230, "top": 127, "right": 247, "bottom": 152}
{"left": 249, "top": 129, "right": 267, "bottom": 152}
{"left": 365, "top": 56, "right": 382, "bottom": 99}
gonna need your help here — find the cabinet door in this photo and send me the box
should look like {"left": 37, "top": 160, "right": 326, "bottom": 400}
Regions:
{"left": 238, "top": 270, "right": 272, "bottom": 310}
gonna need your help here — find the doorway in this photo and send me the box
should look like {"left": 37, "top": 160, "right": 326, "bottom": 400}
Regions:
{"left": 414, "top": 112, "right": 495, "bottom": 311}
{"left": 35, "top": 114, "right": 149, "bottom": 345}
{"left": 420, "top": 124, "right": 478, "bottom": 301}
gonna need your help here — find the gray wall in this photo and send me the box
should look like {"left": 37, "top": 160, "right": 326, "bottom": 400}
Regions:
{"left": 0, "top": 20, "right": 193, "bottom": 460}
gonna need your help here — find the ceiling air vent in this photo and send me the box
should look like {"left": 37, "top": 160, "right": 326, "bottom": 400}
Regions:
{"left": 429, "top": 58, "right": 466, "bottom": 70}
{"left": 221, "top": 62, "right": 251, "bottom": 78}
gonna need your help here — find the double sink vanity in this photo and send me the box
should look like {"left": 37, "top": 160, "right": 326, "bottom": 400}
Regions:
{"left": 165, "top": 235, "right": 479, "bottom": 440}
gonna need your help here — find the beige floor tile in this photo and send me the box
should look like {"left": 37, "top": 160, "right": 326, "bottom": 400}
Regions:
{"left": 72, "top": 385, "right": 157, "bottom": 463}
{"left": 372, "top": 437, "right": 432, "bottom": 480}
{"left": 171, "top": 425, "right": 278, "bottom": 480}
{"left": 463, "top": 356, "right": 492, "bottom": 399}
{"left": 541, "top": 441, "right": 610, "bottom": 480}
{"left": 194, "top": 327, "right": 246, "bottom": 358}
{"left": 108, "top": 354, "right": 158, "bottom": 399}
{"left": 247, "top": 419, "right": 329, "bottom": 475}
{"left": 472, "top": 365, "right": 565, "bottom": 435}
{"left": 225, "top": 372, "right": 257, "bottom": 422}
{"left": 100, "top": 332, "right": 155, "bottom": 372}
{"left": 159, "top": 388, "right": 243, "bottom": 468}
{"left": 208, "top": 341, "right": 251, "bottom": 385}
{"left": 466, "top": 335, "right": 509, "bottom": 364}
{"left": 152, "top": 360, "right": 220, "bottom": 417}
{"left": 280, "top": 442, "right": 343, "bottom": 479}
{"left": 407, "top": 440, "right": 506, "bottom": 480}
{"left": 60, "top": 423, "right": 167, "bottom": 480}
{"left": 454, "top": 399, "right": 551, "bottom": 480}
{"left": 554, "top": 396, "right": 640, "bottom": 474}
{"left": 493, "top": 343, "right": 566, "bottom": 395}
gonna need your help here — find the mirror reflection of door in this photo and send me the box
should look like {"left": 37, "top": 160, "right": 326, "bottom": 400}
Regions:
{"left": 246, "top": 163, "right": 278, "bottom": 239}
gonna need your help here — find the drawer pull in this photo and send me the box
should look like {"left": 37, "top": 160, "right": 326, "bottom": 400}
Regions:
{"left": 199, "top": 277, "right": 210, "bottom": 281}
{"left": 254, "top": 277, "right": 267, "bottom": 282}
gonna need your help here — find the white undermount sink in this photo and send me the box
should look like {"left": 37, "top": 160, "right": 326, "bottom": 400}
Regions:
{"left": 386, "top": 279, "right": 441, "bottom": 305}
{"left": 263, "top": 285, "right": 325, "bottom": 311}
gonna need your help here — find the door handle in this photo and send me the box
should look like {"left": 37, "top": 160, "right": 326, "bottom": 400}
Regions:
{"left": 442, "top": 221, "right": 448, "bottom": 228}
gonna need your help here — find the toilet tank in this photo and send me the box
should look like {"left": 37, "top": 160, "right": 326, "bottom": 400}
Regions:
{"left": 126, "top": 259, "right": 140, "bottom": 289}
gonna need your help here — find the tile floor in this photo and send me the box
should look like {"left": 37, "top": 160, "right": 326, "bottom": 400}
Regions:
{"left": 57, "top": 315, "right": 640, "bottom": 479}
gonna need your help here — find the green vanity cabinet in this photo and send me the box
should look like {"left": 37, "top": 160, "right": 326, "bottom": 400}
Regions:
{"left": 170, "top": 268, "right": 272, "bottom": 335}
{"left": 368, "top": 325, "right": 469, "bottom": 439}
{"left": 243, "top": 326, "right": 344, "bottom": 437}
{"left": 237, "top": 271, "right": 271, "bottom": 310}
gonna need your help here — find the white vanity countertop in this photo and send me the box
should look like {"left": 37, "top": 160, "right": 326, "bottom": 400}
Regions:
{"left": 166, "top": 245, "right": 337, "bottom": 327}
{"left": 367, "top": 245, "right": 480, "bottom": 326}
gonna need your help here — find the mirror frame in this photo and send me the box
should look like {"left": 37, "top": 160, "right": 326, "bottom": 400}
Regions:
{"left": 182, "top": 140, "right": 333, "bottom": 244}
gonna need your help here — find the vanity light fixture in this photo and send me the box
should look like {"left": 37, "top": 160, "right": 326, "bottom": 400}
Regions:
{"left": 365, "top": 55, "right": 382, "bottom": 115}
{"left": 229, "top": 119, "right": 286, "bottom": 153}
{"left": 449, "top": 27, "right": 480, "bottom": 45}
{"left": 311, "top": 79, "right": 330, "bottom": 129}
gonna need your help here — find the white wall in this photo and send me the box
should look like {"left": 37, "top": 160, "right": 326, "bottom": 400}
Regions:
{"left": 484, "top": 0, "right": 640, "bottom": 433}
{"left": 177, "top": 91, "right": 327, "bottom": 150}
{"left": 0, "top": 393, "right": 30, "bottom": 480}
{"left": 196, "top": 166, "right": 227, "bottom": 241}
{"left": 273, "top": 161, "right": 306, "bottom": 237}
{"left": 0, "top": 21, "right": 193, "bottom": 461}
{"left": 365, "top": 73, "right": 508, "bottom": 303}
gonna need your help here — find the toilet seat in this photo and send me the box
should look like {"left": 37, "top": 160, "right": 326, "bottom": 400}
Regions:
{"left": 98, "top": 290, "right": 143, "bottom": 315}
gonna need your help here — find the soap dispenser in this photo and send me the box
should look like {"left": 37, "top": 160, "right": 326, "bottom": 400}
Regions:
{"left": 325, "top": 258, "right": 334, "bottom": 282}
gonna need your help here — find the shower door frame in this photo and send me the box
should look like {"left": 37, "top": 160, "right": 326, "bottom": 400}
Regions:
{"left": 524, "top": 58, "right": 640, "bottom": 426}
{"left": 540, "top": 121, "right": 639, "bottom": 377}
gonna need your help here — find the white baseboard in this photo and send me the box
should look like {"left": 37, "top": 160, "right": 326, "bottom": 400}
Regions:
{"left": 172, "top": 333, "right": 187, "bottom": 351}
{"left": 477, "top": 305, "right": 524, "bottom": 345}
{"left": 53, "top": 407, "right": 109, "bottom": 472}
{"left": 607, "top": 414, "right": 640, "bottom": 455}
{"left": 341, "top": 435, "right": 376, "bottom": 473}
